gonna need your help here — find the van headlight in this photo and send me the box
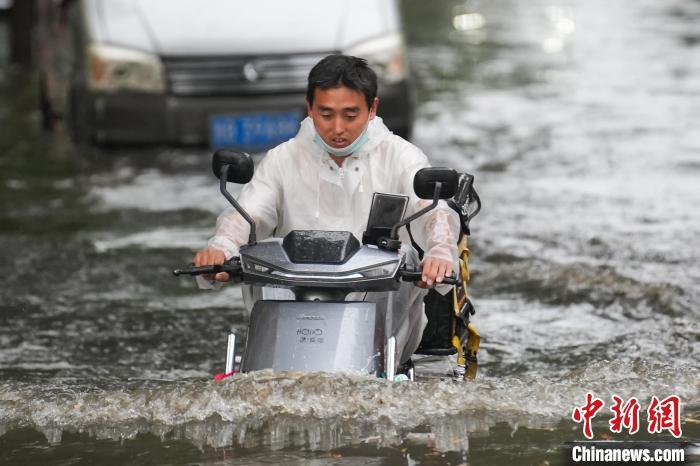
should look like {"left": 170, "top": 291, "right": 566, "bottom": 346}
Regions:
{"left": 86, "top": 44, "right": 166, "bottom": 93}
{"left": 344, "top": 33, "right": 408, "bottom": 84}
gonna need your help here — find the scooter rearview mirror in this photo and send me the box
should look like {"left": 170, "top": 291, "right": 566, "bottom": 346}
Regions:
{"left": 382, "top": 167, "right": 460, "bottom": 248}
{"left": 413, "top": 167, "right": 459, "bottom": 200}
{"left": 212, "top": 149, "right": 257, "bottom": 246}
{"left": 212, "top": 149, "right": 254, "bottom": 184}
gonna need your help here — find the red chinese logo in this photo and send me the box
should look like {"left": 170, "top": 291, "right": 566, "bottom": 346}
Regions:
{"left": 609, "top": 395, "right": 640, "bottom": 434}
{"left": 572, "top": 392, "right": 605, "bottom": 439}
{"left": 647, "top": 395, "right": 682, "bottom": 438}
{"left": 573, "top": 393, "right": 683, "bottom": 439}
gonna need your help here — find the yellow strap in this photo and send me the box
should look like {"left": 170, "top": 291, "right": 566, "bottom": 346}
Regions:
{"left": 453, "top": 334, "right": 465, "bottom": 366}
{"left": 453, "top": 235, "right": 471, "bottom": 315}
{"left": 464, "top": 323, "right": 481, "bottom": 380}
{"left": 458, "top": 236, "right": 470, "bottom": 283}
{"left": 453, "top": 234, "right": 481, "bottom": 379}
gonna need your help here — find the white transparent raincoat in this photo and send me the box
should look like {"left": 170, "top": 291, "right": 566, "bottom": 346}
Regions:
{"left": 202, "top": 116, "right": 460, "bottom": 362}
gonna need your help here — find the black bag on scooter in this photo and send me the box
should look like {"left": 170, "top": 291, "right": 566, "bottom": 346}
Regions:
{"left": 417, "top": 289, "right": 474, "bottom": 354}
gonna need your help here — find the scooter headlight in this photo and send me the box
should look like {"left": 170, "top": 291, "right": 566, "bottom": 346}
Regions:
{"left": 243, "top": 259, "right": 271, "bottom": 274}
{"left": 86, "top": 44, "right": 166, "bottom": 93}
{"left": 344, "top": 33, "right": 408, "bottom": 84}
{"left": 358, "top": 262, "right": 398, "bottom": 279}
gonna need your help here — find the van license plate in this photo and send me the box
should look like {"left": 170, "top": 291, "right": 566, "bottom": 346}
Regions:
{"left": 210, "top": 112, "right": 300, "bottom": 152}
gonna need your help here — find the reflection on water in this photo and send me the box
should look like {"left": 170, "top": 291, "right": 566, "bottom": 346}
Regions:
{"left": 1, "top": 0, "right": 699, "bottom": 464}
{"left": 541, "top": 6, "right": 575, "bottom": 53}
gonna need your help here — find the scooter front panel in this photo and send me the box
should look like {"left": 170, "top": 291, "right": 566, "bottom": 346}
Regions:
{"left": 241, "top": 301, "right": 385, "bottom": 375}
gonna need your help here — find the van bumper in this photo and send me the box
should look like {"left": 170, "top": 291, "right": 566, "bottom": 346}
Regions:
{"left": 77, "top": 80, "right": 415, "bottom": 148}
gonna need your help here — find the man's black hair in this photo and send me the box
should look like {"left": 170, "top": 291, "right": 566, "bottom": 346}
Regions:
{"left": 306, "top": 54, "right": 378, "bottom": 110}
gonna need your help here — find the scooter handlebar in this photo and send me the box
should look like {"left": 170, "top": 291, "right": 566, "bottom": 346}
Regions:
{"left": 399, "top": 268, "right": 461, "bottom": 285}
{"left": 173, "top": 259, "right": 242, "bottom": 277}
{"left": 174, "top": 259, "right": 460, "bottom": 284}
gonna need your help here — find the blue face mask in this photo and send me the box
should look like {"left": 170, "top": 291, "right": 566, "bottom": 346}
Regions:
{"left": 313, "top": 119, "right": 371, "bottom": 157}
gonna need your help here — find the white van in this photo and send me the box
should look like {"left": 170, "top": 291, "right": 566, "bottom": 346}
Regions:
{"left": 36, "top": 0, "right": 415, "bottom": 150}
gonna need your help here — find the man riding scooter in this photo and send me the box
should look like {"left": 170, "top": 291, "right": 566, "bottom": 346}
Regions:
{"left": 193, "top": 54, "right": 460, "bottom": 366}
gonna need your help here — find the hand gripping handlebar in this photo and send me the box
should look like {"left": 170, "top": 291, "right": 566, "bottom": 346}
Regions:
{"left": 399, "top": 266, "right": 461, "bottom": 285}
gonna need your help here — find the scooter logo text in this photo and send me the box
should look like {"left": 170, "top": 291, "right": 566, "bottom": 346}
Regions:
{"left": 296, "top": 327, "right": 324, "bottom": 344}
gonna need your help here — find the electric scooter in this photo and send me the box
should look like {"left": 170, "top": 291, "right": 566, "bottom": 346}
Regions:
{"left": 174, "top": 150, "right": 475, "bottom": 380}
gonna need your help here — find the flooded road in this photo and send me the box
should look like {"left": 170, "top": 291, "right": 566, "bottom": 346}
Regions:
{"left": 1, "top": 0, "right": 699, "bottom": 464}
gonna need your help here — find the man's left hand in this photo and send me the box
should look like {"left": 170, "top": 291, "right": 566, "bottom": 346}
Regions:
{"left": 417, "top": 256, "right": 454, "bottom": 289}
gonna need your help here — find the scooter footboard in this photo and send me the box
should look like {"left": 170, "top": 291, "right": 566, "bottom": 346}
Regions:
{"left": 241, "top": 301, "right": 386, "bottom": 375}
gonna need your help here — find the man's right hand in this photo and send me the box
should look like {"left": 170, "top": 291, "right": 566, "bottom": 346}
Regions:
{"left": 193, "top": 247, "right": 230, "bottom": 282}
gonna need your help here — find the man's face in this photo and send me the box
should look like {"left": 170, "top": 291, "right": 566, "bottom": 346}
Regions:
{"left": 306, "top": 86, "right": 378, "bottom": 149}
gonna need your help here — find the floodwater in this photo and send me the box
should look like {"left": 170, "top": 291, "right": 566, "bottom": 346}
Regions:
{"left": 1, "top": 0, "right": 699, "bottom": 464}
